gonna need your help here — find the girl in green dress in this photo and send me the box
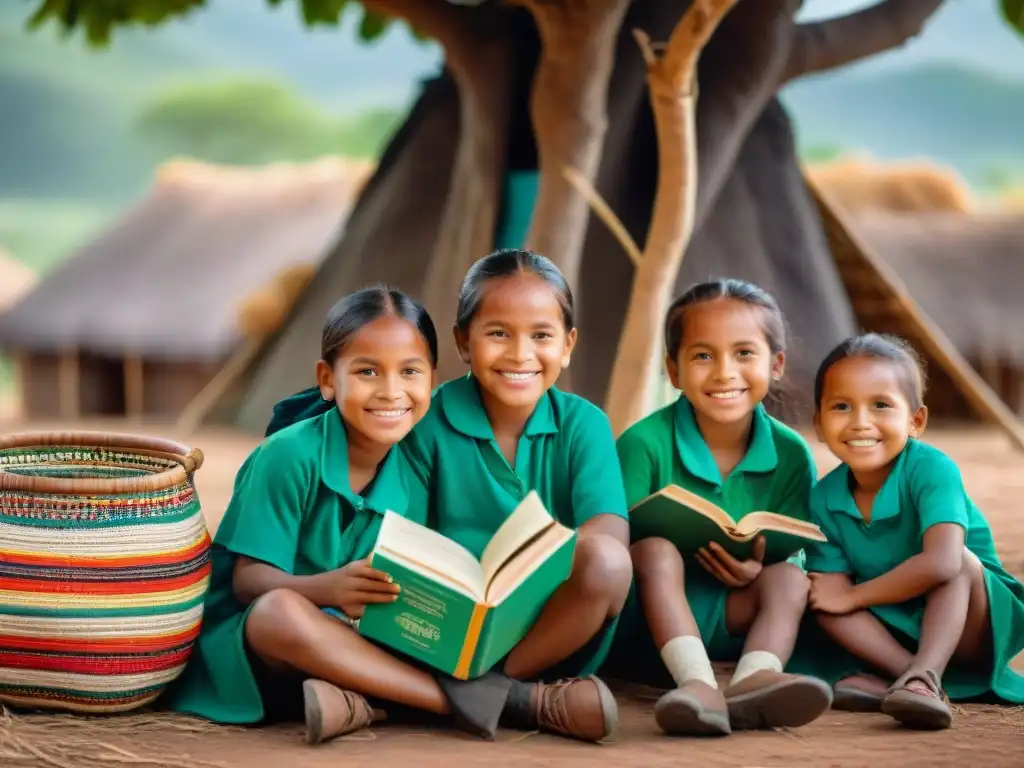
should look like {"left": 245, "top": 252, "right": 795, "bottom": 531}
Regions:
{"left": 806, "top": 333, "right": 1024, "bottom": 729}
{"left": 399, "top": 248, "right": 632, "bottom": 744}
{"left": 167, "top": 287, "right": 545, "bottom": 745}
{"left": 610, "top": 279, "right": 833, "bottom": 737}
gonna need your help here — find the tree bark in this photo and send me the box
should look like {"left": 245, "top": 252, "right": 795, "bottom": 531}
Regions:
{"left": 603, "top": 0, "right": 740, "bottom": 437}
{"left": 364, "top": 1, "right": 512, "bottom": 382}
{"left": 514, "top": 0, "right": 632, "bottom": 287}
{"left": 783, "top": 0, "right": 946, "bottom": 83}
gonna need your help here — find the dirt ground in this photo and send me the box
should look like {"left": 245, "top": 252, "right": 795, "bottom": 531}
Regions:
{"left": 1, "top": 415, "right": 1022, "bottom": 766}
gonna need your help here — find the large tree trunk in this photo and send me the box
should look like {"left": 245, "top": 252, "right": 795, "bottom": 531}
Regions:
{"left": 515, "top": 0, "right": 632, "bottom": 278}
{"left": 224, "top": 0, "right": 946, "bottom": 432}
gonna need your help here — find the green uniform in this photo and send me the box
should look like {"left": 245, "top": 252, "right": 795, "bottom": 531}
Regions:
{"left": 165, "top": 408, "right": 418, "bottom": 723}
{"left": 400, "top": 374, "right": 629, "bottom": 678}
{"left": 605, "top": 396, "right": 817, "bottom": 687}
{"left": 802, "top": 438, "right": 1024, "bottom": 703}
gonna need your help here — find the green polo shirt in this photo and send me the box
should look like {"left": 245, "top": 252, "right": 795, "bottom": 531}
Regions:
{"left": 166, "top": 408, "right": 416, "bottom": 724}
{"left": 803, "top": 439, "right": 1024, "bottom": 702}
{"left": 401, "top": 374, "right": 628, "bottom": 560}
{"left": 806, "top": 437, "right": 1017, "bottom": 591}
{"left": 617, "top": 396, "right": 817, "bottom": 546}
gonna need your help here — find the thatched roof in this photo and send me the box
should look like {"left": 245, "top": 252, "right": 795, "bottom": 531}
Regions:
{"left": 0, "top": 157, "right": 373, "bottom": 361}
{"left": 852, "top": 209, "right": 1024, "bottom": 365}
{"left": 804, "top": 158, "right": 974, "bottom": 216}
{"left": 0, "top": 249, "right": 36, "bottom": 313}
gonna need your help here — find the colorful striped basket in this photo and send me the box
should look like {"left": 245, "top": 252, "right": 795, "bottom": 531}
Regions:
{"left": 0, "top": 431, "right": 211, "bottom": 713}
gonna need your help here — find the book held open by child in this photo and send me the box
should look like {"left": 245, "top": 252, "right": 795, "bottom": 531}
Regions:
{"left": 358, "top": 491, "right": 576, "bottom": 679}
{"left": 629, "top": 484, "right": 827, "bottom": 563}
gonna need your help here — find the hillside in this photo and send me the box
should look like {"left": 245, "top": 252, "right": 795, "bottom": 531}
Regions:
{"left": 781, "top": 62, "right": 1024, "bottom": 189}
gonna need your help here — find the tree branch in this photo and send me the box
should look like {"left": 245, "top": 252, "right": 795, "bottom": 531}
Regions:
{"left": 782, "top": 0, "right": 946, "bottom": 83}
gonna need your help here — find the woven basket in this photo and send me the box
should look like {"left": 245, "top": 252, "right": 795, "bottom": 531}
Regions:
{"left": 0, "top": 431, "right": 211, "bottom": 713}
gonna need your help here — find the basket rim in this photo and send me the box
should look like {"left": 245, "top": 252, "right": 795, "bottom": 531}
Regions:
{"left": 0, "top": 431, "right": 204, "bottom": 495}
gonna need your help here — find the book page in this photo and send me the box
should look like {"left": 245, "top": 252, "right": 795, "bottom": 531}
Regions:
{"left": 479, "top": 491, "right": 555, "bottom": 588}
{"left": 657, "top": 485, "right": 737, "bottom": 530}
{"left": 485, "top": 525, "right": 575, "bottom": 604}
{"left": 374, "top": 511, "right": 486, "bottom": 600}
{"left": 734, "top": 511, "right": 827, "bottom": 541}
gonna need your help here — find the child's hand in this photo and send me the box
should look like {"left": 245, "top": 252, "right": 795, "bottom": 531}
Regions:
{"left": 808, "top": 572, "right": 859, "bottom": 614}
{"left": 696, "top": 537, "right": 766, "bottom": 589}
{"left": 331, "top": 557, "right": 401, "bottom": 619}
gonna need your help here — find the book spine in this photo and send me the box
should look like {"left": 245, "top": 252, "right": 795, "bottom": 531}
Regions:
{"left": 453, "top": 602, "right": 490, "bottom": 680}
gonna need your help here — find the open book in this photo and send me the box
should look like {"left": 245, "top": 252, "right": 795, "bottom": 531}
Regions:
{"left": 629, "top": 484, "right": 827, "bottom": 563}
{"left": 358, "top": 491, "right": 576, "bottom": 679}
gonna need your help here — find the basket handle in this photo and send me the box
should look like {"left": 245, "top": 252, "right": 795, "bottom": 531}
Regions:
{"left": 182, "top": 447, "right": 205, "bottom": 475}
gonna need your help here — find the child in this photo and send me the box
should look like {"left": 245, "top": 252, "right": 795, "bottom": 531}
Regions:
{"left": 610, "top": 279, "right": 833, "bottom": 736}
{"left": 166, "top": 286, "right": 553, "bottom": 745}
{"left": 806, "top": 333, "right": 1024, "bottom": 729}
{"left": 400, "top": 248, "right": 632, "bottom": 744}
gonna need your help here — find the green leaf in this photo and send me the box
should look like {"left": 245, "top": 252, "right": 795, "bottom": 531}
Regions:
{"left": 358, "top": 9, "right": 392, "bottom": 41}
{"left": 1004, "top": 0, "right": 1024, "bottom": 35}
{"left": 299, "top": 0, "right": 349, "bottom": 26}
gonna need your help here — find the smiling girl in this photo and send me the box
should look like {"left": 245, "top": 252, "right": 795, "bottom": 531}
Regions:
{"left": 401, "top": 248, "right": 632, "bottom": 744}
{"left": 805, "top": 333, "right": 1024, "bottom": 729}
{"left": 168, "top": 287, "right": 485, "bottom": 745}
{"left": 608, "top": 279, "right": 832, "bottom": 737}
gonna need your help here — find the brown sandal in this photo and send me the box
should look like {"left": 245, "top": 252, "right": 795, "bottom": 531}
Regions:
{"left": 880, "top": 667, "right": 952, "bottom": 730}
{"left": 833, "top": 672, "right": 890, "bottom": 712}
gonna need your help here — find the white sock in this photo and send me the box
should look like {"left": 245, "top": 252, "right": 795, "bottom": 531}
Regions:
{"left": 730, "top": 651, "right": 783, "bottom": 686}
{"left": 660, "top": 635, "right": 718, "bottom": 689}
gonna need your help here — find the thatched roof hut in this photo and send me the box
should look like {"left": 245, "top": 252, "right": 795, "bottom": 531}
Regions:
{"left": 808, "top": 177, "right": 1024, "bottom": 443}
{"left": 0, "top": 157, "right": 373, "bottom": 420}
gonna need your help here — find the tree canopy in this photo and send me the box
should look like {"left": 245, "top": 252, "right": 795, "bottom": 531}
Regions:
{"left": 25, "top": 0, "right": 405, "bottom": 46}
{"left": 1005, "top": 0, "right": 1024, "bottom": 35}
{"left": 25, "top": 0, "right": 1024, "bottom": 48}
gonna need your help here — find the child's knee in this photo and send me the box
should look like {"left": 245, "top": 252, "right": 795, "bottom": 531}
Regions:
{"left": 815, "top": 610, "right": 844, "bottom": 635}
{"left": 245, "top": 588, "right": 316, "bottom": 651}
{"left": 759, "top": 562, "right": 811, "bottom": 610}
{"left": 573, "top": 532, "right": 633, "bottom": 605}
{"left": 630, "top": 537, "right": 684, "bottom": 582}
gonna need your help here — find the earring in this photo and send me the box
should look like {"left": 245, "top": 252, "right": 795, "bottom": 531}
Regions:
{"left": 562, "top": 357, "right": 571, "bottom": 369}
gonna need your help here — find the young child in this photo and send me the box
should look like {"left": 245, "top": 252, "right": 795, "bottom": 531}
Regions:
{"left": 400, "top": 248, "right": 632, "bottom": 744}
{"left": 166, "top": 286, "right": 552, "bottom": 745}
{"left": 610, "top": 279, "right": 833, "bottom": 737}
{"left": 806, "top": 333, "right": 1024, "bottom": 729}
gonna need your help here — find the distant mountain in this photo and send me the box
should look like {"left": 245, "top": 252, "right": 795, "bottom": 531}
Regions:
{"left": 780, "top": 62, "right": 1024, "bottom": 189}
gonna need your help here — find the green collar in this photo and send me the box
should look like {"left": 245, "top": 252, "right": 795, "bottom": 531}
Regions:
{"left": 673, "top": 396, "right": 779, "bottom": 486}
{"left": 440, "top": 374, "right": 558, "bottom": 440}
{"left": 826, "top": 440, "right": 911, "bottom": 523}
{"left": 319, "top": 408, "right": 408, "bottom": 515}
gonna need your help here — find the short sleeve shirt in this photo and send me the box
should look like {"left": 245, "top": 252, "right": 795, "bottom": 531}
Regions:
{"left": 400, "top": 375, "right": 628, "bottom": 559}
{"left": 616, "top": 396, "right": 817, "bottom": 566}
{"left": 805, "top": 438, "right": 1001, "bottom": 579}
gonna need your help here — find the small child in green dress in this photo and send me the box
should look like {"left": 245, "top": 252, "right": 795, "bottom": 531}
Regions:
{"left": 166, "top": 286, "right": 549, "bottom": 745}
{"left": 400, "top": 248, "right": 632, "bottom": 743}
{"left": 807, "top": 333, "right": 1024, "bottom": 729}
{"left": 610, "top": 279, "right": 833, "bottom": 736}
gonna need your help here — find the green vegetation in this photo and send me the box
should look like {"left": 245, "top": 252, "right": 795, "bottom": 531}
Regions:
{"left": 1004, "top": 0, "right": 1024, "bottom": 35}
{"left": 136, "top": 78, "right": 403, "bottom": 164}
{"left": 25, "top": 0, "right": 407, "bottom": 48}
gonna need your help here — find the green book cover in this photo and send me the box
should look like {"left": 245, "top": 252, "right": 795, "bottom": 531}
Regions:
{"left": 629, "top": 485, "right": 827, "bottom": 564}
{"left": 358, "top": 491, "right": 576, "bottom": 679}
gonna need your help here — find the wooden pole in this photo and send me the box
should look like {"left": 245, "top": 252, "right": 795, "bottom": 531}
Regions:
{"left": 124, "top": 355, "right": 145, "bottom": 420}
{"left": 58, "top": 349, "right": 80, "bottom": 420}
